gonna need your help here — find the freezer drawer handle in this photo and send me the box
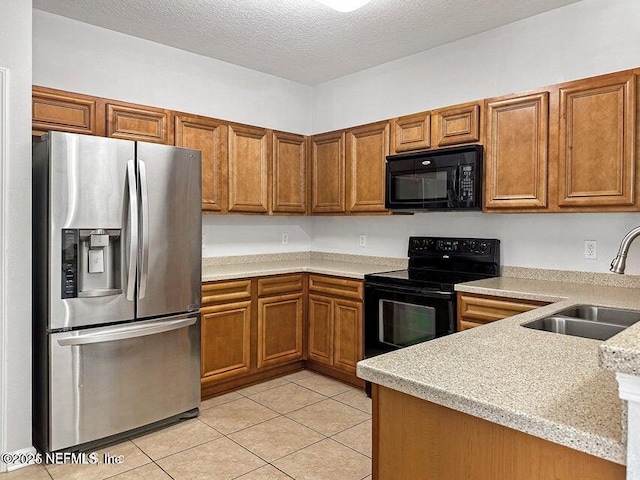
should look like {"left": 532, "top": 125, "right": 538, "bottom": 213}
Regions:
{"left": 125, "top": 160, "right": 139, "bottom": 301}
{"left": 56, "top": 317, "right": 196, "bottom": 346}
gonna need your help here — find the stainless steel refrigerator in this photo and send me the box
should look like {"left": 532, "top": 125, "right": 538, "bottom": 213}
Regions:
{"left": 32, "top": 131, "right": 202, "bottom": 453}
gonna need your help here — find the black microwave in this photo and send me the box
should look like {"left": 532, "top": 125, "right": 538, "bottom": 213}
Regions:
{"left": 385, "top": 145, "right": 483, "bottom": 211}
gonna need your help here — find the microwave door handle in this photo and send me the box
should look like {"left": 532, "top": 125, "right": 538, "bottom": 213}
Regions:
{"left": 125, "top": 160, "right": 138, "bottom": 301}
{"left": 451, "top": 167, "right": 459, "bottom": 205}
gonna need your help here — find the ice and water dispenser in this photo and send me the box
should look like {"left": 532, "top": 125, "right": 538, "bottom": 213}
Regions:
{"left": 61, "top": 228, "right": 122, "bottom": 298}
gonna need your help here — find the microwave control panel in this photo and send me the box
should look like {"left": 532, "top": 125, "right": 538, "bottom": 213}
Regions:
{"left": 61, "top": 229, "right": 78, "bottom": 299}
{"left": 459, "top": 165, "right": 474, "bottom": 201}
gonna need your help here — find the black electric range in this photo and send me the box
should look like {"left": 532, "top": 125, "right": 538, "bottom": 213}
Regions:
{"left": 364, "top": 236, "right": 500, "bottom": 359}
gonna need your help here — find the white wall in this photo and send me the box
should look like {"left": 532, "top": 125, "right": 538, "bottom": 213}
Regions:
{"left": 202, "top": 216, "right": 313, "bottom": 257}
{"left": 311, "top": 213, "right": 640, "bottom": 275}
{"left": 311, "top": 0, "right": 640, "bottom": 132}
{"left": 0, "top": 0, "right": 33, "bottom": 470}
{"left": 32, "top": 10, "right": 312, "bottom": 135}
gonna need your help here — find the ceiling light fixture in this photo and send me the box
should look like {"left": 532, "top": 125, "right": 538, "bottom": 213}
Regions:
{"left": 314, "top": 0, "right": 373, "bottom": 12}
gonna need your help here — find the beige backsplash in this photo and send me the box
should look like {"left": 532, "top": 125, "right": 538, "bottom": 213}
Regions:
{"left": 501, "top": 266, "right": 640, "bottom": 289}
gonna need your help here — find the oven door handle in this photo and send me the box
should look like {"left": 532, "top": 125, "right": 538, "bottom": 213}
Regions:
{"left": 366, "top": 284, "right": 453, "bottom": 299}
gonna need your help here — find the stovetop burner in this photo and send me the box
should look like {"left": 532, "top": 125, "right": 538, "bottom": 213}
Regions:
{"left": 365, "top": 236, "right": 500, "bottom": 290}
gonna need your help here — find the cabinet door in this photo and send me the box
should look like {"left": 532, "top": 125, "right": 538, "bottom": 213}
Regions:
{"left": 32, "top": 87, "right": 102, "bottom": 136}
{"left": 257, "top": 293, "right": 304, "bottom": 369}
{"left": 333, "top": 298, "right": 362, "bottom": 374}
{"left": 228, "top": 124, "right": 270, "bottom": 213}
{"left": 106, "top": 103, "right": 170, "bottom": 144}
{"left": 201, "top": 301, "right": 252, "bottom": 382}
{"left": 310, "top": 131, "right": 346, "bottom": 213}
{"left": 433, "top": 103, "right": 480, "bottom": 147}
{"left": 558, "top": 72, "right": 636, "bottom": 208}
{"left": 272, "top": 131, "right": 307, "bottom": 214}
{"left": 484, "top": 92, "right": 549, "bottom": 209}
{"left": 346, "top": 121, "right": 390, "bottom": 213}
{"left": 308, "top": 294, "right": 334, "bottom": 366}
{"left": 175, "top": 114, "right": 228, "bottom": 213}
{"left": 391, "top": 112, "right": 431, "bottom": 153}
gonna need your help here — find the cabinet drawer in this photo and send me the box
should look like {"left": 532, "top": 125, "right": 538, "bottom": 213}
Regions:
{"left": 202, "top": 280, "right": 252, "bottom": 306}
{"left": 308, "top": 275, "right": 363, "bottom": 300}
{"left": 257, "top": 274, "right": 304, "bottom": 296}
{"left": 457, "top": 293, "right": 548, "bottom": 330}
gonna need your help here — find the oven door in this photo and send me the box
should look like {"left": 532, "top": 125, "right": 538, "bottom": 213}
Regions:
{"left": 364, "top": 282, "right": 455, "bottom": 358}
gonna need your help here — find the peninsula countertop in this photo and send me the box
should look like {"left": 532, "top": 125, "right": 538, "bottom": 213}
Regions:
{"left": 357, "top": 270, "right": 640, "bottom": 466}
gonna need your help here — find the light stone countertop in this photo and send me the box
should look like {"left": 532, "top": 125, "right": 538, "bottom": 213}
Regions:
{"left": 358, "top": 272, "right": 640, "bottom": 466}
{"left": 201, "top": 251, "right": 407, "bottom": 282}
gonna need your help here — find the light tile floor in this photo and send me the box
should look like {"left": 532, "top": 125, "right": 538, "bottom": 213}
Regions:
{"left": 5, "top": 371, "right": 371, "bottom": 480}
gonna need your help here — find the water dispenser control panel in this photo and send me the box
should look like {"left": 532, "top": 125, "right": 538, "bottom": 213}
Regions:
{"left": 61, "top": 229, "right": 78, "bottom": 298}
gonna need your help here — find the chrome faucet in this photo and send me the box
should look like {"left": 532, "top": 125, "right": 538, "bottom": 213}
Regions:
{"left": 610, "top": 226, "right": 640, "bottom": 274}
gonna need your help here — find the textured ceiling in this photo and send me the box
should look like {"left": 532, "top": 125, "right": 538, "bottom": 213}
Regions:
{"left": 33, "top": 0, "right": 581, "bottom": 85}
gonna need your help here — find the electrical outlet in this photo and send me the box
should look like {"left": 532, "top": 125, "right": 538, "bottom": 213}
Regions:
{"left": 281, "top": 233, "right": 289, "bottom": 245}
{"left": 359, "top": 235, "right": 367, "bottom": 248}
{"left": 584, "top": 240, "right": 597, "bottom": 259}
{"left": 201, "top": 234, "right": 205, "bottom": 251}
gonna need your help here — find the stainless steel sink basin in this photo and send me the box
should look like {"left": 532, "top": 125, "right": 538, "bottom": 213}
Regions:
{"left": 522, "top": 316, "right": 626, "bottom": 341}
{"left": 521, "top": 305, "right": 640, "bottom": 341}
{"left": 551, "top": 305, "right": 640, "bottom": 327}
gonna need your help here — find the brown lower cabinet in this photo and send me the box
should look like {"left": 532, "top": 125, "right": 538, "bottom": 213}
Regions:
{"left": 200, "top": 274, "right": 306, "bottom": 398}
{"left": 307, "top": 274, "right": 364, "bottom": 387}
{"left": 457, "top": 292, "right": 549, "bottom": 330}
{"left": 200, "top": 273, "right": 364, "bottom": 399}
{"left": 372, "top": 385, "right": 625, "bottom": 480}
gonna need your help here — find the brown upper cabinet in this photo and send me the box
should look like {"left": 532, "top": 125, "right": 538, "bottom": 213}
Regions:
{"left": 433, "top": 102, "right": 481, "bottom": 147}
{"left": 271, "top": 131, "right": 307, "bottom": 214}
{"left": 32, "top": 86, "right": 104, "bottom": 137}
{"left": 310, "top": 131, "right": 346, "bottom": 214}
{"left": 106, "top": 102, "right": 171, "bottom": 144}
{"left": 391, "top": 112, "right": 431, "bottom": 153}
{"left": 484, "top": 91, "right": 549, "bottom": 210}
{"left": 390, "top": 101, "right": 482, "bottom": 155}
{"left": 484, "top": 68, "right": 639, "bottom": 212}
{"left": 174, "top": 113, "right": 229, "bottom": 213}
{"left": 33, "top": 66, "right": 640, "bottom": 216}
{"left": 346, "top": 121, "right": 390, "bottom": 213}
{"left": 557, "top": 71, "right": 637, "bottom": 209}
{"left": 228, "top": 124, "right": 270, "bottom": 214}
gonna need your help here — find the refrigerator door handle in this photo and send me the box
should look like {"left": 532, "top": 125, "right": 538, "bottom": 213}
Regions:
{"left": 138, "top": 160, "right": 150, "bottom": 300}
{"left": 126, "top": 160, "right": 139, "bottom": 301}
{"left": 56, "top": 317, "right": 197, "bottom": 346}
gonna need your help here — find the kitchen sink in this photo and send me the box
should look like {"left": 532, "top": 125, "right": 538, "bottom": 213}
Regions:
{"left": 551, "top": 305, "right": 640, "bottom": 327}
{"left": 521, "top": 305, "right": 640, "bottom": 341}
